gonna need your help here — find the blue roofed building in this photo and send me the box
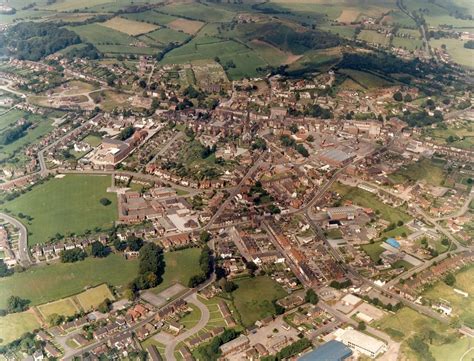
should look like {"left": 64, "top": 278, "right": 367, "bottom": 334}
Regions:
{"left": 385, "top": 238, "right": 400, "bottom": 249}
{"left": 298, "top": 340, "right": 353, "bottom": 361}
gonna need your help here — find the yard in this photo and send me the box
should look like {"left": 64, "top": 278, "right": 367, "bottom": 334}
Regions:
{"left": 1, "top": 174, "right": 118, "bottom": 245}
{"left": 151, "top": 248, "right": 202, "bottom": 294}
{"left": 231, "top": 276, "right": 287, "bottom": 328}
{"left": 0, "top": 311, "right": 40, "bottom": 345}
{"left": 0, "top": 254, "right": 137, "bottom": 309}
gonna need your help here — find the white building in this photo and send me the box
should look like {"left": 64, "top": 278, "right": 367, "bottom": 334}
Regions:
{"left": 335, "top": 329, "right": 387, "bottom": 359}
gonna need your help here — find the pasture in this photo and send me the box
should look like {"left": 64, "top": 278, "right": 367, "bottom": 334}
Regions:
{"left": 142, "top": 28, "right": 190, "bottom": 45}
{"left": 0, "top": 254, "right": 138, "bottom": 309}
{"left": 168, "top": 18, "right": 204, "bottom": 35}
{"left": 0, "top": 311, "right": 40, "bottom": 346}
{"left": 159, "top": 2, "right": 234, "bottom": 22}
{"left": 101, "top": 17, "right": 158, "bottom": 36}
{"left": 1, "top": 174, "right": 117, "bottom": 245}
{"left": 358, "top": 30, "right": 390, "bottom": 46}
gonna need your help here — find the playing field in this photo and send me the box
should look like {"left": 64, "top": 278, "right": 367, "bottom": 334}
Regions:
{"left": 100, "top": 17, "right": 159, "bottom": 36}
{"left": 231, "top": 276, "right": 287, "bottom": 327}
{"left": 1, "top": 174, "right": 117, "bottom": 245}
{"left": 0, "top": 311, "right": 40, "bottom": 345}
{"left": 37, "top": 297, "right": 80, "bottom": 319}
{"left": 152, "top": 248, "right": 202, "bottom": 294}
{"left": 76, "top": 284, "right": 114, "bottom": 312}
{"left": 0, "top": 254, "right": 137, "bottom": 309}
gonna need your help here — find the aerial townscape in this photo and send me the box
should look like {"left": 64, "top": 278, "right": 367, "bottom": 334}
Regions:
{"left": 0, "top": 0, "right": 472, "bottom": 360}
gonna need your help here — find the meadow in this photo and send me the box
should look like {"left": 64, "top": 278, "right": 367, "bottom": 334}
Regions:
{"left": 430, "top": 38, "right": 474, "bottom": 68}
{"left": 358, "top": 30, "right": 390, "bottom": 46}
{"left": 0, "top": 311, "right": 40, "bottom": 346}
{"left": 101, "top": 17, "right": 159, "bottom": 36}
{"left": 2, "top": 174, "right": 117, "bottom": 245}
{"left": 0, "top": 254, "right": 137, "bottom": 308}
{"left": 231, "top": 276, "right": 287, "bottom": 328}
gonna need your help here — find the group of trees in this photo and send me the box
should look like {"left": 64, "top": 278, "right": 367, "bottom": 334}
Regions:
{"left": 60, "top": 248, "right": 87, "bottom": 263}
{"left": 188, "top": 246, "right": 212, "bottom": 288}
{"left": 1, "top": 22, "right": 81, "bottom": 61}
{"left": 118, "top": 126, "right": 135, "bottom": 141}
{"left": 113, "top": 235, "right": 144, "bottom": 252}
{"left": 0, "top": 260, "right": 12, "bottom": 278}
{"left": 128, "top": 243, "right": 165, "bottom": 297}
{"left": 261, "top": 338, "right": 312, "bottom": 361}
{"left": 6, "top": 296, "right": 30, "bottom": 314}
{"left": 195, "top": 329, "right": 239, "bottom": 361}
{"left": 280, "top": 135, "right": 310, "bottom": 158}
{"left": 0, "top": 121, "right": 32, "bottom": 146}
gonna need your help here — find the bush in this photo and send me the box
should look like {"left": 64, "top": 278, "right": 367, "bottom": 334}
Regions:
{"left": 99, "top": 198, "right": 111, "bottom": 206}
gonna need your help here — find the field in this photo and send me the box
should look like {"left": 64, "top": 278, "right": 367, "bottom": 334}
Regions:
{"left": 361, "top": 241, "right": 385, "bottom": 262}
{"left": 331, "top": 182, "right": 411, "bottom": 224}
{"left": 152, "top": 248, "right": 202, "bottom": 294}
{"left": 123, "top": 11, "right": 179, "bottom": 26}
{"left": 100, "top": 17, "right": 159, "bottom": 36}
{"left": 0, "top": 311, "right": 40, "bottom": 346}
{"left": 82, "top": 134, "right": 102, "bottom": 147}
{"left": 37, "top": 298, "right": 80, "bottom": 319}
{"left": 1, "top": 174, "right": 117, "bottom": 245}
{"left": 422, "top": 122, "right": 474, "bottom": 150}
{"left": 389, "top": 158, "right": 447, "bottom": 186}
{"left": 231, "top": 276, "right": 287, "bottom": 327}
{"left": 430, "top": 38, "right": 474, "bottom": 68}
{"left": 358, "top": 29, "right": 390, "bottom": 46}
{"left": 392, "top": 36, "right": 423, "bottom": 51}
{"left": 143, "top": 28, "right": 190, "bottom": 45}
{"left": 159, "top": 3, "right": 234, "bottom": 22}
{"left": 76, "top": 284, "right": 115, "bottom": 312}
{"left": 0, "top": 254, "right": 137, "bottom": 309}
{"left": 168, "top": 18, "right": 204, "bottom": 35}
{"left": 339, "top": 69, "right": 393, "bottom": 89}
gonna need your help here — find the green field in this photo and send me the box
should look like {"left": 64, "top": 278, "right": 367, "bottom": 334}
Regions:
{"left": 180, "top": 304, "right": 202, "bottom": 329}
{"left": 2, "top": 174, "right": 117, "bottom": 245}
{"left": 339, "top": 68, "right": 394, "bottom": 89}
{"left": 0, "top": 311, "right": 40, "bottom": 346}
{"left": 361, "top": 241, "right": 385, "bottom": 262}
{"left": 0, "top": 254, "right": 137, "bottom": 309}
{"left": 358, "top": 29, "right": 390, "bottom": 46}
{"left": 331, "top": 182, "right": 411, "bottom": 224}
{"left": 37, "top": 297, "right": 80, "bottom": 319}
{"left": 422, "top": 122, "right": 474, "bottom": 150}
{"left": 430, "top": 38, "right": 474, "bottom": 68}
{"left": 389, "top": 158, "right": 447, "bottom": 186}
{"left": 152, "top": 248, "right": 202, "bottom": 294}
{"left": 231, "top": 276, "right": 287, "bottom": 328}
{"left": 159, "top": 2, "right": 234, "bottom": 22}
{"left": 392, "top": 36, "right": 423, "bottom": 51}
{"left": 142, "top": 28, "right": 190, "bottom": 46}
{"left": 76, "top": 283, "right": 114, "bottom": 312}
{"left": 82, "top": 134, "right": 102, "bottom": 147}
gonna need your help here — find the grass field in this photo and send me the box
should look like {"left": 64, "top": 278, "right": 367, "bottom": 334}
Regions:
{"left": 82, "top": 134, "right": 102, "bottom": 147}
{"left": 339, "top": 69, "right": 393, "bottom": 89}
{"left": 76, "top": 284, "right": 114, "bottom": 312}
{"left": 392, "top": 36, "right": 423, "bottom": 51}
{"left": 361, "top": 241, "right": 385, "bottom": 262}
{"left": 422, "top": 122, "right": 474, "bottom": 150}
{"left": 389, "top": 158, "right": 447, "bottom": 186}
{"left": 358, "top": 29, "right": 390, "bottom": 46}
{"left": 159, "top": 3, "right": 234, "bottom": 22}
{"left": 123, "top": 11, "right": 179, "bottom": 26}
{"left": 430, "top": 38, "right": 474, "bottom": 68}
{"left": 430, "top": 337, "right": 474, "bottom": 361}
{"left": 331, "top": 182, "right": 411, "bottom": 224}
{"left": 1, "top": 174, "right": 117, "bottom": 245}
{"left": 231, "top": 276, "right": 287, "bottom": 328}
{"left": 0, "top": 311, "right": 40, "bottom": 346}
{"left": 152, "top": 248, "right": 202, "bottom": 294}
{"left": 143, "top": 28, "right": 190, "bottom": 45}
{"left": 37, "top": 297, "right": 80, "bottom": 319}
{"left": 168, "top": 18, "right": 204, "bottom": 35}
{"left": 0, "top": 254, "right": 137, "bottom": 309}
{"left": 101, "top": 17, "right": 159, "bottom": 36}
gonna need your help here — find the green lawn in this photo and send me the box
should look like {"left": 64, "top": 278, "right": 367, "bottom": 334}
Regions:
{"left": 361, "top": 241, "right": 385, "bottom": 262}
{"left": 0, "top": 254, "right": 137, "bottom": 309}
{"left": 0, "top": 311, "right": 40, "bottom": 346}
{"left": 180, "top": 304, "right": 202, "bottom": 329}
{"left": 152, "top": 248, "right": 202, "bottom": 294}
{"left": 2, "top": 174, "right": 117, "bottom": 245}
{"left": 231, "top": 276, "right": 287, "bottom": 328}
{"left": 76, "top": 283, "right": 115, "bottom": 312}
{"left": 82, "top": 134, "right": 102, "bottom": 147}
{"left": 332, "top": 182, "right": 411, "bottom": 224}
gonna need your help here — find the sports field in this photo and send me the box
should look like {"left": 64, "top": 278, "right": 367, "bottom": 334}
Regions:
{"left": 1, "top": 174, "right": 117, "bottom": 245}
{"left": 0, "top": 254, "right": 137, "bottom": 309}
{"left": 37, "top": 297, "right": 80, "bottom": 319}
{"left": 76, "top": 284, "right": 115, "bottom": 311}
{"left": 231, "top": 276, "right": 287, "bottom": 327}
{"left": 0, "top": 311, "right": 40, "bottom": 345}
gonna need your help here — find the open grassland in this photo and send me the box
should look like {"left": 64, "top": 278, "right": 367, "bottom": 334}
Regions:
{"left": 392, "top": 36, "right": 423, "bottom": 51}
{"left": 159, "top": 3, "right": 234, "bottom": 22}
{"left": 90, "top": 89, "right": 134, "bottom": 111}
{"left": 168, "top": 18, "right": 204, "bottom": 35}
{"left": 339, "top": 69, "right": 393, "bottom": 88}
{"left": 320, "top": 25, "right": 356, "bottom": 40}
{"left": 123, "top": 11, "right": 179, "bottom": 26}
{"left": 331, "top": 182, "right": 411, "bottom": 224}
{"left": 76, "top": 284, "right": 114, "bottom": 312}
{"left": 0, "top": 254, "right": 137, "bottom": 309}
{"left": 430, "top": 337, "right": 474, "bottom": 361}
{"left": 358, "top": 30, "right": 390, "bottom": 46}
{"left": 388, "top": 158, "right": 447, "bottom": 186}
{"left": 151, "top": 248, "right": 201, "bottom": 294}
{"left": 422, "top": 123, "right": 474, "bottom": 150}
{"left": 430, "top": 38, "right": 474, "bottom": 68}
{"left": 142, "top": 28, "right": 190, "bottom": 45}
{"left": 0, "top": 311, "right": 40, "bottom": 346}
{"left": 404, "top": 0, "right": 474, "bottom": 28}
{"left": 41, "top": 0, "right": 112, "bottom": 11}
{"left": 82, "top": 134, "right": 102, "bottom": 147}
{"left": 231, "top": 276, "right": 287, "bottom": 328}
{"left": 37, "top": 298, "right": 80, "bottom": 319}
{"left": 101, "top": 17, "right": 159, "bottom": 36}
{"left": 0, "top": 109, "right": 27, "bottom": 133}
{"left": 422, "top": 266, "right": 474, "bottom": 327}
{"left": 1, "top": 174, "right": 117, "bottom": 245}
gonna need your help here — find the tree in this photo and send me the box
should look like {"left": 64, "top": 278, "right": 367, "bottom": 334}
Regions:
{"left": 304, "top": 289, "right": 319, "bottom": 305}
{"left": 60, "top": 248, "right": 87, "bottom": 263}
{"left": 91, "top": 241, "right": 109, "bottom": 258}
{"left": 127, "top": 236, "right": 144, "bottom": 252}
{"left": 443, "top": 273, "right": 456, "bottom": 286}
{"left": 306, "top": 135, "right": 314, "bottom": 142}
{"left": 113, "top": 239, "right": 127, "bottom": 252}
{"left": 200, "top": 231, "right": 211, "bottom": 243}
{"left": 97, "top": 298, "right": 112, "bottom": 313}
{"left": 47, "top": 313, "right": 65, "bottom": 326}
{"left": 7, "top": 295, "right": 30, "bottom": 313}
{"left": 295, "top": 144, "right": 309, "bottom": 157}
{"left": 0, "top": 259, "right": 12, "bottom": 277}
{"left": 138, "top": 243, "right": 164, "bottom": 280}
{"left": 404, "top": 93, "right": 413, "bottom": 102}
{"left": 118, "top": 126, "right": 134, "bottom": 140}
{"left": 289, "top": 124, "right": 298, "bottom": 134}
{"left": 99, "top": 198, "right": 111, "bottom": 206}
{"left": 393, "top": 91, "right": 403, "bottom": 102}
{"left": 357, "top": 321, "right": 366, "bottom": 331}
{"left": 221, "top": 279, "right": 238, "bottom": 293}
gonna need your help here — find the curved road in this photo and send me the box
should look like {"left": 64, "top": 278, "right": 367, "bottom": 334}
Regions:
{"left": 164, "top": 293, "right": 210, "bottom": 361}
{"left": 0, "top": 212, "right": 31, "bottom": 267}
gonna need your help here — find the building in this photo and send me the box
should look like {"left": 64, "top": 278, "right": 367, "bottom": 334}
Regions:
{"left": 318, "top": 149, "right": 355, "bottom": 167}
{"left": 335, "top": 329, "right": 387, "bottom": 359}
{"left": 298, "top": 340, "right": 353, "bottom": 361}
{"left": 219, "top": 335, "right": 250, "bottom": 356}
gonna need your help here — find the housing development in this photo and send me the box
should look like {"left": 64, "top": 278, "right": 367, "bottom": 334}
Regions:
{"left": 0, "top": 0, "right": 472, "bottom": 360}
